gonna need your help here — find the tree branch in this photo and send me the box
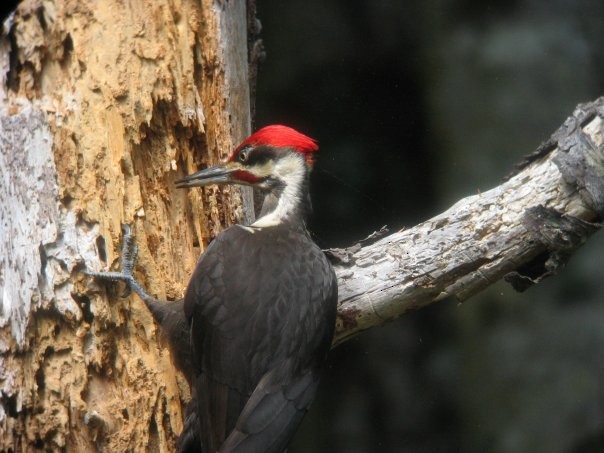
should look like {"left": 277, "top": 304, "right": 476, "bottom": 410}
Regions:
{"left": 331, "top": 98, "right": 604, "bottom": 346}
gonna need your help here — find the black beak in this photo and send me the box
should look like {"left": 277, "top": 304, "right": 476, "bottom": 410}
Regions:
{"left": 175, "top": 164, "right": 236, "bottom": 188}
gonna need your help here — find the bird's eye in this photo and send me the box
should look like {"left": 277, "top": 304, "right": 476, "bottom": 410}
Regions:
{"left": 239, "top": 148, "right": 251, "bottom": 163}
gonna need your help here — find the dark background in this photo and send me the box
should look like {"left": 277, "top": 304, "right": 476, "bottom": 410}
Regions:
{"left": 255, "top": 1, "right": 604, "bottom": 452}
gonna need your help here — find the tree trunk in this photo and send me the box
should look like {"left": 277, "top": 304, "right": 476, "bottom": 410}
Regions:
{"left": 0, "top": 0, "right": 253, "bottom": 451}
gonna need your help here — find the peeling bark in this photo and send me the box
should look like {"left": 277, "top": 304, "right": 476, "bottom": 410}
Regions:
{"left": 0, "top": 0, "right": 252, "bottom": 451}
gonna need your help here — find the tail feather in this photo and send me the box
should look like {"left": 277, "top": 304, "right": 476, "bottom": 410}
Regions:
{"left": 219, "top": 368, "right": 320, "bottom": 453}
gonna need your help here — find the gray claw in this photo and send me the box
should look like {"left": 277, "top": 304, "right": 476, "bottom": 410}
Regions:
{"left": 121, "top": 285, "right": 132, "bottom": 298}
{"left": 84, "top": 224, "right": 161, "bottom": 307}
{"left": 85, "top": 223, "right": 138, "bottom": 291}
{"left": 121, "top": 224, "right": 138, "bottom": 276}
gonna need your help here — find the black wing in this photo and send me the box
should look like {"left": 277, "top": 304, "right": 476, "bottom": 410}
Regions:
{"left": 218, "top": 361, "right": 320, "bottom": 452}
{"left": 184, "top": 225, "right": 337, "bottom": 452}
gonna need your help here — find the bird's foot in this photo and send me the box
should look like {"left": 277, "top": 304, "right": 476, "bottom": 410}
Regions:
{"left": 85, "top": 224, "right": 160, "bottom": 306}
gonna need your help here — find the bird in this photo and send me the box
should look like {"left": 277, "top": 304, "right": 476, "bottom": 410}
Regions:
{"left": 175, "top": 125, "right": 338, "bottom": 452}
{"left": 87, "top": 125, "right": 338, "bottom": 452}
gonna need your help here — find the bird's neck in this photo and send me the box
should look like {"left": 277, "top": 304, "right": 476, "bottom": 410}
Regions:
{"left": 252, "top": 163, "right": 310, "bottom": 229}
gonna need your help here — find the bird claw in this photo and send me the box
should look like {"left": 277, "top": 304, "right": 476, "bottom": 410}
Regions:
{"left": 120, "top": 284, "right": 132, "bottom": 299}
{"left": 85, "top": 224, "right": 162, "bottom": 307}
{"left": 85, "top": 224, "right": 140, "bottom": 297}
{"left": 120, "top": 224, "right": 138, "bottom": 276}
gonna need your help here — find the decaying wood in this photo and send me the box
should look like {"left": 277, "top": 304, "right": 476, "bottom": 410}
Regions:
{"left": 0, "top": 0, "right": 252, "bottom": 451}
{"left": 331, "top": 99, "right": 604, "bottom": 345}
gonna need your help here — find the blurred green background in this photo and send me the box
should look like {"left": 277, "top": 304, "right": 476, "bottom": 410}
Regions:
{"left": 255, "top": 1, "right": 604, "bottom": 452}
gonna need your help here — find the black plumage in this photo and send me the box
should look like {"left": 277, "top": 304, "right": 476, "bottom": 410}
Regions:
{"left": 184, "top": 222, "right": 337, "bottom": 452}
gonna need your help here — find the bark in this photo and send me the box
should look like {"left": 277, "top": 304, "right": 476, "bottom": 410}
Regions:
{"left": 1, "top": 1, "right": 603, "bottom": 452}
{"left": 0, "top": 0, "right": 252, "bottom": 451}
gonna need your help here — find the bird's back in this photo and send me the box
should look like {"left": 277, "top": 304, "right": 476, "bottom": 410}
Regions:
{"left": 184, "top": 223, "right": 337, "bottom": 452}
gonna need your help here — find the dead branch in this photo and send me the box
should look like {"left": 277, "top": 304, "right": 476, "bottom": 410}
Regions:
{"left": 331, "top": 98, "right": 604, "bottom": 346}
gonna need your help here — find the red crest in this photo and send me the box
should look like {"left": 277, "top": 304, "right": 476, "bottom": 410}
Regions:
{"left": 230, "top": 125, "right": 319, "bottom": 164}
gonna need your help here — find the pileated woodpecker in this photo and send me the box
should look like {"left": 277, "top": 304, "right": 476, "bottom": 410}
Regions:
{"left": 88, "top": 125, "right": 338, "bottom": 453}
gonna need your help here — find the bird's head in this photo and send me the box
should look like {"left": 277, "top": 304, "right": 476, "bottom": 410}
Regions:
{"left": 176, "top": 125, "right": 319, "bottom": 226}
{"left": 175, "top": 125, "right": 318, "bottom": 192}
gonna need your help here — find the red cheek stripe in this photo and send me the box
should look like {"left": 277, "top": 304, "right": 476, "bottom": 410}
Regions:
{"left": 232, "top": 170, "right": 261, "bottom": 183}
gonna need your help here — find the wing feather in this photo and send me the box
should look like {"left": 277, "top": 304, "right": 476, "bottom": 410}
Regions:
{"left": 184, "top": 225, "right": 338, "bottom": 452}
